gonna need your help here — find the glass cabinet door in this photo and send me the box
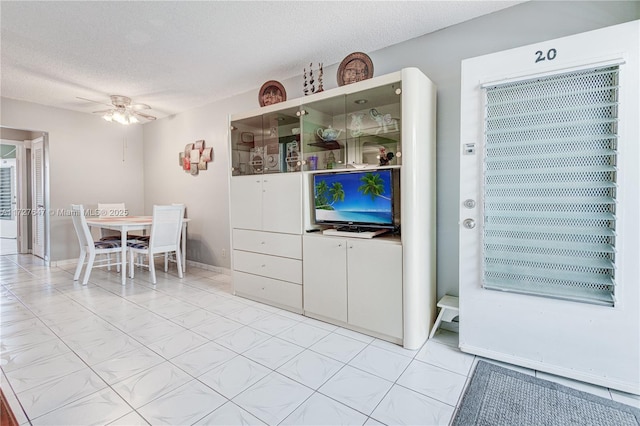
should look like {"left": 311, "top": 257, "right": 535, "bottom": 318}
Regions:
{"left": 231, "top": 115, "right": 263, "bottom": 176}
{"left": 231, "top": 106, "right": 301, "bottom": 175}
{"left": 301, "top": 96, "right": 347, "bottom": 171}
{"left": 262, "top": 107, "right": 302, "bottom": 173}
{"left": 345, "top": 82, "right": 402, "bottom": 167}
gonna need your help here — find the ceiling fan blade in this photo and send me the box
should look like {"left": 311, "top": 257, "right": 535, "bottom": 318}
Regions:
{"left": 131, "top": 103, "right": 151, "bottom": 110}
{"left": 133, "top": 111, "right": 157, "bottom": 121}
{"left": 77, "top": 96, "right": 112, "bottom": 107}
{"left": 92, "top": 109, "right": 113, "bottom": 114}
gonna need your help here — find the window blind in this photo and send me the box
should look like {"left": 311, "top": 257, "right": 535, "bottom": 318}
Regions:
{"left": 0, "top": 167, "right": 13, "bottom": 220}
{"left": 483, "top": 66, "right": 619, "bottom": 306}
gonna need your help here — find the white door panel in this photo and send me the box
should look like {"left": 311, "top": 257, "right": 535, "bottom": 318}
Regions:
{"left": 459, "top": 21, "right": 639, "bottom": 394}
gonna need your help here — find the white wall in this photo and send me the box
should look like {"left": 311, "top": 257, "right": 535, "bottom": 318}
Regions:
{"left": 0, "top": 98, "right": 145, "bottom": 262}
{"left": 143, "top": 2, "right": 638, "bottom": 297}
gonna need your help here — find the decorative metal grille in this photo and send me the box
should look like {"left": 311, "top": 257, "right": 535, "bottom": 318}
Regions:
{"left": 483, "top": 66, "right": 619, "bottom": 306}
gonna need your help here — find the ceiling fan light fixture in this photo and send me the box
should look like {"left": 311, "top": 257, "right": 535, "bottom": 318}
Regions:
{"left": 102, "top": 111, "right": 114, "bottom": 122}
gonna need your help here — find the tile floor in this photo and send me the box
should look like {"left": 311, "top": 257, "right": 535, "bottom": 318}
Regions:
{"left": 1, "top": 254, "right": 638, "bottom": 425}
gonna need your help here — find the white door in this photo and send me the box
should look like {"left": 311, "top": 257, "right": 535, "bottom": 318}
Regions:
{"left": 31, "top": 137, "right": 45, "bottom": 259}
{"left": 459, "top": 22, "right": 639, "bottom": 394}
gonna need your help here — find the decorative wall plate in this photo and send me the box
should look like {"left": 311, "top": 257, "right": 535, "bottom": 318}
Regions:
{"left": 259, "top": 80, "right": 286, "bottom": 107}
{"left": 337, "top": 52, "right": 374, "bottom": 86}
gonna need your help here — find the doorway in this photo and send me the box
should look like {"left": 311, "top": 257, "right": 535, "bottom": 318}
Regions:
{"left": 0, "top": 129, "right": 49, "bottom": 262}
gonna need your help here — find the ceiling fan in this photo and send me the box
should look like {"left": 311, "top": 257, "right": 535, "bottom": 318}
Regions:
{"left": 78, "top": 95, "right": 157, "bottom": 124}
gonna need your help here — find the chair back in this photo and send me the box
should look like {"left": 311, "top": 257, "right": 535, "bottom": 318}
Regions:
{"left": 71, "top": 204, "right": 95, "bottom": 252}
{"left": 148, "top": 205, "right": 184, "bottom": 252}
{"left": 98, "top": 203, "right": 126, "bottom": 218}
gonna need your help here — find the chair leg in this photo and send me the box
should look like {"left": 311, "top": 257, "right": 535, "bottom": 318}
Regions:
{"left": 175, "top": 248, "right": 183, "bottom": 279}
{"left": 82, "top": 252, "right": 96, "bottom": 285}
{"left": 129, "top": 249, "right": 135, "bottom": 279}
{"left": 149, "top": 253, "right": 156, "bottom": 284}
{"left": 116, "top": 252, "right": 121, "bottom": 273}
{"left": 164, "top": 252, "right": 169, "bottom": 272}
{"left": 73, "top": 249, "right": 87, "bottom": 281}
{"left": 107, "top": 253, "right": 112, "bottom": 271}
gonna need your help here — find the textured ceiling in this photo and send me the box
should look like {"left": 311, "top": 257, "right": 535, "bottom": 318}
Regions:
{"left": 1, "top": 1, "right": 523, "bottom": 120}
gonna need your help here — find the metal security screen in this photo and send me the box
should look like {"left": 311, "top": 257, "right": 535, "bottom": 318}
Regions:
{"left": 0, "top": 167, "right": 13, "bottom": 220}
{"left": 483, "top": 66, "right": 619, "bottom": 306}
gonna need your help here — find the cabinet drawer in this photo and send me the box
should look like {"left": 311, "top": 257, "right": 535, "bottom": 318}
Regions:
{"left": 233, "top": 229, "right": 302, "bottom": 259}
{"left": 233, "top": 250, "right": 302, "bottom": 284}
{"left": 233, "top": 271, "right": 302, "bottom": 311}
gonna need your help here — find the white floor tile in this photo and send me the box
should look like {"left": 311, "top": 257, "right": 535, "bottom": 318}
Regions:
{"left": 193, "top": 401, "right": 266, "bottom": 425}
{"left": 191, "top": 316, "right": 244, "bottom": 340}
{"left": 5, "top": 351, "right": 87, "bottom": 394}
{"left": 198, "top": 356, "right": 271, "bottom": 399}
{"left": 91, "top": 346, "right": 165, "bottom": 384}
{"left": 16, "top": 368, "right": 107, "bottom": 420}
{"left": 248, "top": 313, "right": 300, "bottom": 335}
{"left": 277, "top": 322, "right": 331, "bottom": 348}
{"left": 31, "top": 388, "right": 131, "bottom": 426}
{"left": 371, "top": 384, "right": 454, "bottom": 426}
{"left": 397, "top": 360, "right": 467, "bottom": 406}
{"left": 243, "top": 337, "right": 304, "bottom": 369}
{"left": 214, "top": 326, "right": 271, "bottom": 353}
{"left": 137, "top": 380, "right": 227, "bottom": 426}
{"left": 233, "top": 372, "right": 314, "bottom": 425}
{"left": 310, "top": 333, "right": 368, "bottom": 363}
{"left": 1, "top": 260, "right": 621, "bottom": 426}
{"left": 277, "top": 349, "right": 345, "bottom": 390}
{"left": 319, "top": 365, "right": 393, "bottom": 415}
{"left": 112, "top": 361, "right": 193, "bottom": 408}
{"left": 1, "top": 338, "right": 71, "bottom": 372}
{"left": 414, "top": 340, "right": 475, "bottom": 376}
{"left": 108, "top": 411, "right": 151, "bottom": 426}
{"left": 147, "top": 329, "right": 209, "bottom": 359}
{"left": 281, "top": 392, "right": 368, "bottom": 426}
{"left": 349, "top": 345, "right": 412, "bottom": 382}
{"left": 169, "top": 341, "right": 236, "bottom": 376}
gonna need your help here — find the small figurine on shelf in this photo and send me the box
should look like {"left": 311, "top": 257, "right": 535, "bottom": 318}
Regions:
{"left": 303, "top": 63, "right": 324, "bottom": 95}
{"left": 326, "top": 150, "right": 336, "bottom": 169}
{"left": 378, "top": 147, "right": 395, "bottom": 166}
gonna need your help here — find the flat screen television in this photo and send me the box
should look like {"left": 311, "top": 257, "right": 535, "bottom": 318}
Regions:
{"left": 313, "top": 169, "right": 395, "bottom": 230}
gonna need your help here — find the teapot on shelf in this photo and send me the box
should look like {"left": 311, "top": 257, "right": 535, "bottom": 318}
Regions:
{"left": 316, "top": 126, "right": 342, "bottom": 142}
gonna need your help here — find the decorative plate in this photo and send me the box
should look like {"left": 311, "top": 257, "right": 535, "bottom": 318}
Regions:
{"left": 259, "top": 80, "right": 286, "bottom": 107}
{"left": 337, "top": 52, "right": 374, "bottom": 86}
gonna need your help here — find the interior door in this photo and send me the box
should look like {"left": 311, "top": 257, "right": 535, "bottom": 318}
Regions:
{"left": 31, "top": 136, "right": 45, "bottom": 259}
{"left": 459, "top": 21, "right": 639, "bottom": 394}
{"left": 0, "top": 160, "right": 17, "bottom": 240}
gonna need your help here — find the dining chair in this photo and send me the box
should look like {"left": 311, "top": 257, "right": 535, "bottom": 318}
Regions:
{"left": 98, "top": 202, "right": 148, "bottom": 242}
{"left": 97, "top": 202, "right": 126, "bottom": 241}
{"left": 71, "top": 204, "right": 124, "bottom": 285}
{"left": 127, "top": 204, "right": 184, "bottom": 284}
{"left": 164, "top": 203, "right": 186, "bottom": 269}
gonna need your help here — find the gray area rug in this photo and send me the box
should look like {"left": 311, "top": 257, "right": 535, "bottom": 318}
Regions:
{"left": 453, "top": 360, "right": 640, "bottom": 426}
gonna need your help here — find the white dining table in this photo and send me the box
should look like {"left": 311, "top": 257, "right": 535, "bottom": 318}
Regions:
{"left": 85, "top": 215, "right": 190, "bottom": 285}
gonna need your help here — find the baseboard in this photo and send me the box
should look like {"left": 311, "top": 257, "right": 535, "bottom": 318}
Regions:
{"left": 53, "top": 258, "right": 231, "bottom": 276}
{"left": 186, "top": 260, "right": 231, "bottom": 276}
{"left": 459, "top": 343, "right": 640, "bottom": 395}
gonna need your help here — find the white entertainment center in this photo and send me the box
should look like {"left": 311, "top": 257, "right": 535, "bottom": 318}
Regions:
{"left": 228, "top": 68, "right": 437, "bottom": 349}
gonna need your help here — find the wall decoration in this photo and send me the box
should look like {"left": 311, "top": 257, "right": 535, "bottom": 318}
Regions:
{"left": 337, "top": 52, "right": 374, "bottom": 86}
{"left": 304, "top": 62, "right": 324, "bottom": 95}
{"left": 259, "top": 80, "right": 286, "bottom": 107}
{"left": 179, "top": 139, "right": 212, "bottom": 175}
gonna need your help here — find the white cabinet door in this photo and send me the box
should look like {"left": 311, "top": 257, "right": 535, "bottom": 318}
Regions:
{"left": 262, "top": 173, "right": 302, "bottom": 234}
{"left": 230, "top": 176, "right": 262, "bottom": 230}
{"left": 347, "top": 240, "right": 403, "bottom": 339}
{"left": 303, "top": 236, "right": 348, "bottom": 322}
